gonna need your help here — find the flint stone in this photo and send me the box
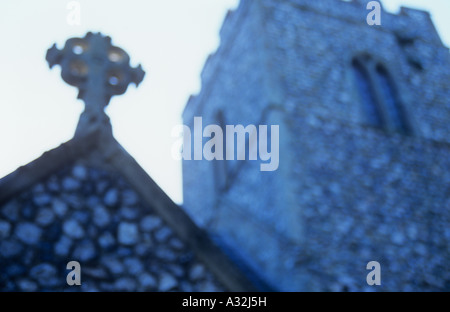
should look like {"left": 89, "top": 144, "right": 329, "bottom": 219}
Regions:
{"left": 122, "top": 189, "right": 139, "bottom": 206}
{"left": 0, "top": 240, "right": 23, "bottom": 258}
{"left": 98, "top": 232, "right": 115, "bottom": 249}
{"left": 118, "top": 222, "right": 139, "bottom": 245}
{"left": 140, "top": 215, "right": 162, "bottom": 232}
{"left": 62, "top": 177, "right": 81, "bottom": 191}
{"left": 156, "top": 248, "right": 177, "bottom": 262}
{"left": 124, "top": 257, "right": 144, "bottom": 275}
{"left": 30, "top": 263, "right": 57, "bottom": 286}
{"left": 54, "top": 236, "right": 72, "bottom": 257}
{"left": 73, "top": 240, "right": 97, "bottom": 262}
{"left": 52, "top": 199, "right": 68, "bottom": 217}
{"left": 83, "top": 267, "right": 108, "bottom": 279}
{"left": 17, "top": 279, "right": 38, "bottom": 292}
{"left": 104, "top": 189, "right": 119, "bottom": 207}
{"left": 93, "top": 205, "right": 111, "bottom": 227}
{"left": 169, "top": 238, "right": 185, "bottom": 250}
{"left": 33, "top": 193, "right": 52, "bottom": 206}
{"left": 104, "top": 257, "right": 124, "bottom": 275}
{"left": 139, "top": 273, "right": 157, "bottom": 289}
{"left": 190, "top": 264, "right": 206, "bottom": 281}
{"left": 36, "top": 208, "right": 55, "bottom": 226}
{"left": 72, "top": 165, "right": 88, "bottom": 180}
{"left": 2, "top": 200, "right": 19, "bottom": 221}
{"left": 47, "top": 177, "right": 60, "bottom": 192}
{"left": 0, "top": 220, "right": 11, "bottom": 239}
{"left": 114, "top": 277, "right": 136, "bottom": 292}
{"left": 158, "top": 273, "right": 178, "bottom": 292}
{"left": 119, "top": 206, "right": 139, "bottom": 220}
{"left": 63, "top": 220, "right": 85, "bottom": 239}
{"left": 16, "top": 223, "right": 42, "bottom": 245}
{"left": 155, "top": 226, "right": 172, "bottom": 243}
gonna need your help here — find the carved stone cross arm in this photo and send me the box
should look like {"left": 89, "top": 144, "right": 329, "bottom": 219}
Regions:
{"left": 46, "top": 32, "right": 145, "bottom": 134}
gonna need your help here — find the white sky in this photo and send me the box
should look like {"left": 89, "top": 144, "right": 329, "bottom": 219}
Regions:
{"left": 0, "top": 0, "right": 448, "bottom": 204}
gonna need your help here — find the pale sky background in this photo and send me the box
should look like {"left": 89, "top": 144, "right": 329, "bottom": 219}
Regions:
{"left": 0, "top": 0, "right": 449, "bottom": 204}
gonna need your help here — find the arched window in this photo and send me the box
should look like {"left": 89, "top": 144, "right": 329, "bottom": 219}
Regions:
{"left": 352, "top": 58, "right": 384, "bottom": 127}
{"left": 351, "top": 55, "right": 410, "bottom": 134}
{"left": 375, "top": 64, "right": 409, "bottom": 133}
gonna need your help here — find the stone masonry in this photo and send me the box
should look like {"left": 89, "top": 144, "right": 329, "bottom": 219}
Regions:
{"left": 0, "top": 164, "right": 223, "bottom": 292}
{"left": 182, "top": 0, "right": 450, "bottom": 291}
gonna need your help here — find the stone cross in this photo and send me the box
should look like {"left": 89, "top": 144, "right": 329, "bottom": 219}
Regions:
{"left": 46, "top": 32, "right": 145, "bottom": 135}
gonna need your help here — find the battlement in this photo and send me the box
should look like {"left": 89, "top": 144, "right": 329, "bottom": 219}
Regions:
{"left": 184, "top": 0, "right": 445, "bottom": 122}
{"left": 270, "top": 0, "right": 441, "bottom": 45}
{"left": 183, "top": 0, "right": 254, "bottom": 122}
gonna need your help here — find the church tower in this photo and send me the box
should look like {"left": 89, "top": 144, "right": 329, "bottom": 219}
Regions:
{"left": 182, "top": 0, "right": 450, "bottom": 291}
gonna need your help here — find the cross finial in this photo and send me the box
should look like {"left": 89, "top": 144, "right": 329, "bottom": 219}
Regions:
{"left": 46, "top": 32, "right": 145, "bottom": 135}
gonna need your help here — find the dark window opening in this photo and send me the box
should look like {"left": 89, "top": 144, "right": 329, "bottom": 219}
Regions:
{"left": 396, "top": 36, "right": 415, "bottom": 47}
{"left": 352, "top": 59, "right": 384, "bottom": 127}
{"left": 395, "top": 34, "right": 423, "bottom": 71}
{"left": 407, "top": 58, "right": 424, "bottom": 71}
{"left": 213, "top": 110, "right": 228, "bottom": 192}
{"left": 376, "top": 64, "right": 410, "bottom": 133}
